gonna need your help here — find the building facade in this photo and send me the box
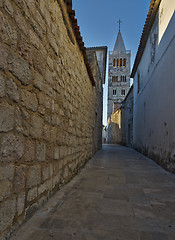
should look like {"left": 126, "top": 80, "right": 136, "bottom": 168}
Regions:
{"left": 107, "top": 28, "right": 131, "bottom": 120}
{"left": 131, "top": 0, "right": 175, "bottom": 172}
{"left": 86, "top": 47, "right": 107, "bottom": 151}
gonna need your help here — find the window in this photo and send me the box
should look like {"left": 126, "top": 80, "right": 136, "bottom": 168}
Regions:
{"left": 120, "top": 76, "right": 127, "bottom": 82}
{"left": 120, "top": 58, "right": 122, "bottom": 66}
{"left": 123, "top": 58, "right": 126, "bottom": 67}
{"left": 113, "top": 59, "right": 116, "bottom": 67}
{"left": 121, "top": 89, "right": 125, "bottom": 96}
{"left": 113, "top": 89, "right": 117, "bottom": 95}
{"left": 112, "top": 76, "right": 118, "bottom": 82}
{"left": 117, "top": 59, "right": 119, "bottom": 67}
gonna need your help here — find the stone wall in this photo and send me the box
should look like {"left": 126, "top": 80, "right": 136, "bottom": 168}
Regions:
{"left": 0, "top": 0, "right": 102, "bottom": 238}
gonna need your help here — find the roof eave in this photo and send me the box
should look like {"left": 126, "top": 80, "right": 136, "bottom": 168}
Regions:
{"left": 63, "top": 0, "right": 96, "bottom": 86}
{"left": 131, "top": 0, "right": 161, "bottom": 78}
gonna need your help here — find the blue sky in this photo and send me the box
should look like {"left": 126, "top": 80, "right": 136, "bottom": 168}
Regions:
{"left": 72, "top": 0, "right": 150, "bottom": 125}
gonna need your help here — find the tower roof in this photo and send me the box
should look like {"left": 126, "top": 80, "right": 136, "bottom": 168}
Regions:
{"left": 113, "top": 30, "right": 126, "bottom": 53}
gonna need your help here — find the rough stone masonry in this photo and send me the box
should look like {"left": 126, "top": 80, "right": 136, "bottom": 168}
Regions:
{"left": 0, "top": 0, "right": 103, "bottom": 239}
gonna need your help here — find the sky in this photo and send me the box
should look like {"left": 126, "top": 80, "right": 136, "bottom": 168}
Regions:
{"left": 72, "top": 0, "right": 150, "bottom": 125}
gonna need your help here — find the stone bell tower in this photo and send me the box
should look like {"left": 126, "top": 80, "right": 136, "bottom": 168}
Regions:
{"left": 107, "top": 21, "right": 131, "bottom": 120}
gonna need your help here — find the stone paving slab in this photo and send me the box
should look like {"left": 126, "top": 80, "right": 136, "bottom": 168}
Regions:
{"left": 10, "top": 145, "right": 175, "bottom": 240}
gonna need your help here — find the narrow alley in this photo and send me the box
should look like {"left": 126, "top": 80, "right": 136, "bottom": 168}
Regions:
{"left": 10, "top": 145, "right": 175, "bottom": 240}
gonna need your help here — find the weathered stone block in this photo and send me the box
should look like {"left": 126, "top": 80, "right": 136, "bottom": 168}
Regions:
{"left": 15, "top": 106, "right": 30, "bottom": 136}
{"left": 0, "top": 11, "right": 17, "bottom": 49}
{"left": 38, "top": 92, "right": 45, "bottom": 105}
{"left": 0, "top": 165, "right": 14, "bottom": 181}
{"left": 0, "top": 74, "right": 5, "bottom": 97}
{"left": 0, "top": 180, "right": 11, "bottom": 201}
{"left": 21, "top": 89, "right": 38, "bottom": 111}
{"left": 42, "top": 165, "right": 50, "bottom": 181}
{"left": 4, "top": 0, "right": 14, "bottom": 16}
{"left": 45, "top": 85, "right": 54, "bottom": 98}
{"left": 29, "top": 29, "right": 40, "bottom": 50}
{"left": 46, "top": 144, "right": 54, "bottom": 160}
{"left": 50, "top": 163, "right": 53, "bottom": 177}
{"left": 49, "top": 35, "right": 58, "bottom": 55}
{"left": 30, "top": 17, "right": 44, "bottom": 41}
{"left": 25, "top": 0, "right": 36, "bottom": 15}
{"left": 33, "top": 71, "right": 44, "bottom": 91}
{"left": 44, "top": 95, "right": 52, "bottom": 109}
{"left": 0, "top": 197, "right": 16, "bottom": 232}
{"left": 0, "top": 133, "right": 24, "bottom": 161}
{"left": 0, "top": 103, "right": 14, "bottom": 132}
{"left": 24, "top": 139, "right": 35, "bottom": 162}
{"left": 0, "top": 0, "right": 3, "bottom": 7}
{"left": 27, "top": 165, "right": 41, "bottom": 188}
{"left": 50, "top": 126, "right": 57, "bottom": 142}
{"left": 35, "top": 10, "right": 46, "bottom": 33}
{"left": 17, "top": 192, "right": 25, "bottom": 216}
{"left": 0, "top": 43, "right": 8, "bottom": 70}
{"left": 30, "top": 115, "right": 44, "bottom": 139}
{"left": 38, "top": 179, "right": 52, "bottom": 195}
{"left": 38, "top": 105, "right": 45, "bottom": 115}
{"left": 15, "top": 10, "right": 28, "bottom": 36}
{"left": 43, "top": 124, "right": 51, "bottom": 141}
{"left": 36, "top": 142, "right": 46, "bottom": 162}
{"left": 14, "top": 165, "right": 27, "bottom": 193}
{"left": 27, "top": 187, "right": 37, "bottom": 202}
{"left": 13, "top": 0, "right": 30, "bottom": 18}
{"left": 44, "top": 114, "right": 51, "bottom": 124}
{"left": 54, "top": 147, "right": 60, "bottom": 160}
{"left": 46, "top": 68, "right": 54, "bottom": 84}
{"left": 31, "top": 48, "right": 45, "bottom": 75}
{"left": 52, "top": 174, "right": 60, "bottom": 188}
{"left": 8, "top": 54, "right": 31, "bottom": 85}
{"left": 47, "top": 56, "right": 54, "bottom": 70}
{"left": 39, "top": 0, "right": 45, "bottom": 17}
{"left": 18, "top": 35, "right": 33, "bottom": 64}
{"left": 6, "top": 77, "right": 20, "bottom": 102}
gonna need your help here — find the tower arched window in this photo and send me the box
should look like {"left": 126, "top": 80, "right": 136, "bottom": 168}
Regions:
{"left": 123, "top": 58, "right": 126, "bottom": 67}
{"left": 121, "top": 89, "right": 125, "bottom": 96}
{"left": 120, "top": 76, "right": 122, "bottom": 82}
{"left": 113, "top": 59, "right": 116, "bottom": 67}
{"left": 120, "top": 58, "right": 122, "bottom": 66}
{"left": 117, "top": 59, "right": 119, "bottom": 67}
{"left": 112, "top": 76, "right": 118, "bottom": 82}
{"left": 113, "top": 89, "right": 117, "bottom": 95}
{"left": 125, "top": 76, "right": 126, "bottom": 82}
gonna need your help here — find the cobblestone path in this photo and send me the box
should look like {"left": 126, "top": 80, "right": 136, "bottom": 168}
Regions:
{"left": 10, "top": 145, "right": 175, "bottom": 240}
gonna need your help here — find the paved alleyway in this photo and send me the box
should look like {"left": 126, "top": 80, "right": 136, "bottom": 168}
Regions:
{"left": 10, "top": 145, "right": 175, "bottom": 240}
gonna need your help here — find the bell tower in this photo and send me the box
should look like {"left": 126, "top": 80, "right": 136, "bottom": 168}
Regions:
{"left": 107, "top": 21, "right": 131, "bottom": 120}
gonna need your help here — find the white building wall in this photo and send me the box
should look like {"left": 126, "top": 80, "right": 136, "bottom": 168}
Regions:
{"left": 133, "top": 0, "right": 175, "bottom": 171}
